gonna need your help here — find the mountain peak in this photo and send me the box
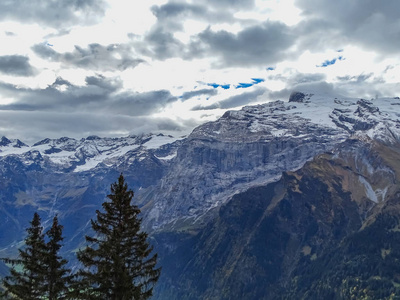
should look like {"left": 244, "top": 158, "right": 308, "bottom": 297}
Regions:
{"left": 0, "top": 136, "right": 28, "bottom": 148}
{"left": 0, "top": 136, "right": 11, "bottom": 146}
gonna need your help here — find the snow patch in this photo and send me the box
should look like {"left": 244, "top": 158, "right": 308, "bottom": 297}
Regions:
{"left": 143, "top": 135, "right": 177, "bottom": 149}
{"left": 156, "top": 152, "right": 177, "bottom": 160}
{"left": 358, "top": 176, "right": 378, "bottom": 203}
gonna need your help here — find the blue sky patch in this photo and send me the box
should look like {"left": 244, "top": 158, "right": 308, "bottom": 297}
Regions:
{"left": 317, "top": 56, "right": 344, "bottom": 67}
{"left": 236, "top": 82, "right": 254, "bottom": 89}
{"left": 207, "top": 78, "right": 265, "bottom": 90}
{"left": 235, "top": 78, "right": 265, "bottom": 89}
{"left": 251, "top": 78, "right": 265, "bottom": 84}
{"left": 266, "top": 67, "right": 275, "bottom": 71}
{"left": 207, "top": 83, "right": 230, "bottom": 89}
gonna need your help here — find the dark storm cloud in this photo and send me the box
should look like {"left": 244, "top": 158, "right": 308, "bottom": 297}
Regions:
{"left": 194, "top": 21, "right": 295, "bottom": 67}
{"left": 180, "top": 88, "right": 218, "bottom": 100}
{"left": 0, "top": 0, "right": 106, "bottom": 28}
{"left": 295, "top": 0, "right": 400, "bottom": 54}
{"left": 32, "top": 43, "right": 144, "bottom": 71}
{"left": 0, "top": 55, "right": 36, "bottom": 76}
{"left": 192, "top": 87, "right": 267, "bottom": 110}
{"left": 0, "top": 75, "right": 176, "bottom": 117}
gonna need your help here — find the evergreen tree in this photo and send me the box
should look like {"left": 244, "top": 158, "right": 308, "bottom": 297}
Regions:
{"left": 45, "top": 215, "right": 72, "bottom": 300}
{"left": 1, "top": 213, "right": 72, "bottom": 299}
{"left": 76, "top": 174, "right": 161, "bottom": 299}
{"left": 2, "top": 212, "right": 47, "bottom": 299}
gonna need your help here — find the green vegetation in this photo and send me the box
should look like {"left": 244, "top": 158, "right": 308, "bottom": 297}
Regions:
{"left": 1, "top": 174, "right": 160, "bottom": 299}
{"left": 286, "top": 214, "right": 400, "bottom": 300}
{"left": 1, "top": 213, "right": 71, "bottom": 299}
{"left": 75, "top": 173, "right": 161, "bottom": 299}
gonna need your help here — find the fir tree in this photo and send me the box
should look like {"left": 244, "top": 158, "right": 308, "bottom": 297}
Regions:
{"left": 45, "top": 215, "right": 72, "bottom": 300}
{"left": 2, "top": 212, "right": 47, "bottom": 299}
{"left": 1, "top": 213, "right": 72, "bottom": 299}
{"left": 76, "top": 174, "right": 161, "bottom": 299}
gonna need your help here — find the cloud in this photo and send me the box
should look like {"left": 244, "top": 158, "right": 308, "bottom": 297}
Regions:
{"left": 291, "top": 81, "right": 336, "bottom": 95}
{"left": 108, "top": 90, "right": 177, "bottom": 116}
{"left": 201, "top": 0, "right": 255, "bottom": 10}
{"left": 195, "top": 21, "right": 295, "bottom": 67}
{"left": 151, "top": 1, "right": 232, "bottom": 24}
{"left": 336, "top": 73, "right": 374, "bottom": 83}
{"left": 146, "top": 2, "right": 293, "bottom": 64}
{"left": 0, "top": 0, "right": 107, "bottom": 28}
{"left": 268, "top": 72, "right": 326, "bottom": 87}
{"left": 0, "top": 55, "right": 36, "bottom": 76}
{"left": 0, "top": 75, "right": 176, "bottom": 117}
{"left": 32, "top": 43, "right": 144, "bottom": 71}
{"left": 0, "top": 110, "right": 186, "bottom": 145}
{"left": 180, "top": 88, "right": 218, "bottom": 100}
{"left": 295, "top": 0, "right": 400, "bottom": 54}
{"left": 151, "top": 2, "right": 207, "bottom": 21}
{"left": 144, "top": 2, "right": 235, "bottom": 61}
{"left": 140, "top": 28, "right": 185, "bottom": 60}
{"left": 192, "top": 87, "right": 267, "bottom": 110}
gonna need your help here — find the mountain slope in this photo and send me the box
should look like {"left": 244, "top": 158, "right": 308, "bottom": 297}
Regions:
{"left": 153, "top": 138, "right": 400, "bottom": 299}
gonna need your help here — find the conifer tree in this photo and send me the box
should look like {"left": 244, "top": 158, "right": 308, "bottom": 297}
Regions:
{"left": 2, "top": 212, "right": 47, "bottom": 299}
{"left": 1, "top": 213, "right": 72, "bottom": 299}
{"left": 76, "top": 174, "right": 161, "bottom": 299}
{"left": 45, "top": 215, "right": 72, "bottom": 300}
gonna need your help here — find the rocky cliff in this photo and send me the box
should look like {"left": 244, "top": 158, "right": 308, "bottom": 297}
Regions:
{"left": 153, "top": 138, "right": 400, "bottom": 299}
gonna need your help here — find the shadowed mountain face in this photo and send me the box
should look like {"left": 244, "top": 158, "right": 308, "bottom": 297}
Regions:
{"left": 153, "top": 139, "right": 400, "bottom": 299}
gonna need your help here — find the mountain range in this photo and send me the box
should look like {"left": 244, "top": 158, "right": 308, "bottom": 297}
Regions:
{"left": 1, "top": 91, "right": 400, "bottom": 299}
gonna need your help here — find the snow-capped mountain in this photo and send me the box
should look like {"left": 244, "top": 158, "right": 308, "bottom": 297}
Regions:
{"left": 1, "top": 92, "right": 399, "bottom": 231}
{"left": 0, "top": 91, "right": 399, "bottom": 255}
{"left": 143, "top": 91, "right": 400, "bottom": 229}
{"left": 0, "top": 133, "right": 180, "bottom": 172}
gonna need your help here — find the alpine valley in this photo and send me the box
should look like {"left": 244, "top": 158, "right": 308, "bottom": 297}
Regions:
{"left": 1, "top": 91, "right": 400, "bottom": 299}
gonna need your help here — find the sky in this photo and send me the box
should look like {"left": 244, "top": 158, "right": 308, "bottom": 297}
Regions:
{"left": 1, "top": 0, "right": 400, "bottom": 143}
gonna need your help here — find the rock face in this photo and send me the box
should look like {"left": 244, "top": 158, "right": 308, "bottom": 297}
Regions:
{"left": 153, "top": 139, "right": 400, "bottom": 299}
{"left": 143, "top": 93, "right": 400, "bottom": 229}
